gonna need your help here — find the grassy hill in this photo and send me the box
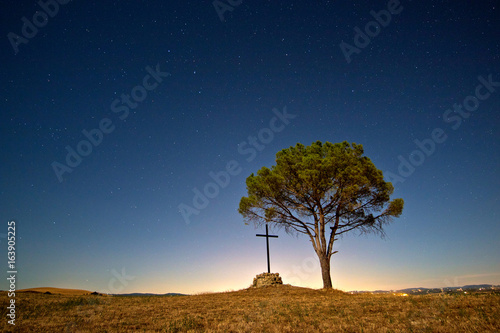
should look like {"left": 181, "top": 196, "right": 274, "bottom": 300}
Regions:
{"left": 16, "top": 287, "right": 99, "bottom": 296}
{"left": 2, "top": 284, "right": 499, "bottom": 332}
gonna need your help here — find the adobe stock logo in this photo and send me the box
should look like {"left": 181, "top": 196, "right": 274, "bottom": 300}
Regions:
{"left": 212, "top": 0, "right": 243, "bottom": 22}
{"left": 178, "top": 106, "right": 297, "bottom": 225}
{"left": 7, "top": 0, "right": 73, "bottom": 55}
{"left": 101, "top": 267, "right": 136, "bottom": 295}
{"left": 281, "top": 256, "right": 320, "bottom": 287}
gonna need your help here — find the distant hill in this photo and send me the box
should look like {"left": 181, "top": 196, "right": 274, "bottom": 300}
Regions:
{"left": 114, "top": 292, "right": 187, "bottom": 297}
{"left": 398, "top": 284, "right": 496, "bottom": 293}
{"left": 462, "top": 284, "right": 495, "bottom": 290}
{"left": 16, "top": 287, "right": 98, "bottom": 295}
{"left": 10, "top": 287, "right": 186, "bottom": 297}
{"left": 350, "top": 284, "right": 499, "bottom": 295}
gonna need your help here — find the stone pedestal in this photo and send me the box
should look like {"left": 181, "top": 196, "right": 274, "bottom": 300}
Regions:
{"left": 252, "top": 272, "right": 283, "bottom": 287}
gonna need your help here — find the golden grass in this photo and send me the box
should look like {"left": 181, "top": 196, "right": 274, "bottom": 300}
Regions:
{"left": 1, "top": 285, "right": 499, "bottom": 332}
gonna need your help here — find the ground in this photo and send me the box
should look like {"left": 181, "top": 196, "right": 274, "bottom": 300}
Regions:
{"left": 1, "top": 285, "right": 499, "bottom": 332}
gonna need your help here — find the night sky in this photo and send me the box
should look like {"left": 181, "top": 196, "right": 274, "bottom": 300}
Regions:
{"left": 1, "top": 0, "right": 499, "bottom": 294}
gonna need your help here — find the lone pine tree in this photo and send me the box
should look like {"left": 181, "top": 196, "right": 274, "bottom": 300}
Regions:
{"left": 239, "top": 141, "right": 404, "bottom": 289}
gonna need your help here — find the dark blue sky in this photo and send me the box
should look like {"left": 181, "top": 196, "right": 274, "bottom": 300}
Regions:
{"left": 1, "top": 0, "right": 499, "bottom": 293}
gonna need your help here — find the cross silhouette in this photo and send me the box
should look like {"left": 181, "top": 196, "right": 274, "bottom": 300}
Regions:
{"left": 256, "top": 224, "right": 278, "bottom": 273}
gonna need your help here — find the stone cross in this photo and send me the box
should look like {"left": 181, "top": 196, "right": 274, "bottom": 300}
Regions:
{"left": 256, "top": 224, "right": 278, "bottom": 273}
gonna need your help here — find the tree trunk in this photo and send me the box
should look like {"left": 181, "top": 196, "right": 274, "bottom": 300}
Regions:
{"left": 318, "top": 253, "right": 333, "bottom": 289}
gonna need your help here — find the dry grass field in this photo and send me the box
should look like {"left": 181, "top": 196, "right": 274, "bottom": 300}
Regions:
{"left": 1, "top": 285, "right": 499, "bottom": 332}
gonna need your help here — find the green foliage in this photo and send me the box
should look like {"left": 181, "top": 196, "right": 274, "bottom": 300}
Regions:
{"left": 239, "top": 141, "right": 404, "bottom": 240}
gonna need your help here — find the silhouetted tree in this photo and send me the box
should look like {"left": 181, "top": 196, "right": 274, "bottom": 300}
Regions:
{"left": 239, "top": 141, "right": 404, "bottom": 289}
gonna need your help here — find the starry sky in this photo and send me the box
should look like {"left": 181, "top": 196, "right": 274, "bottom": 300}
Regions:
{"left": 1, "top": 0, "right": 499, "bottom": 294}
